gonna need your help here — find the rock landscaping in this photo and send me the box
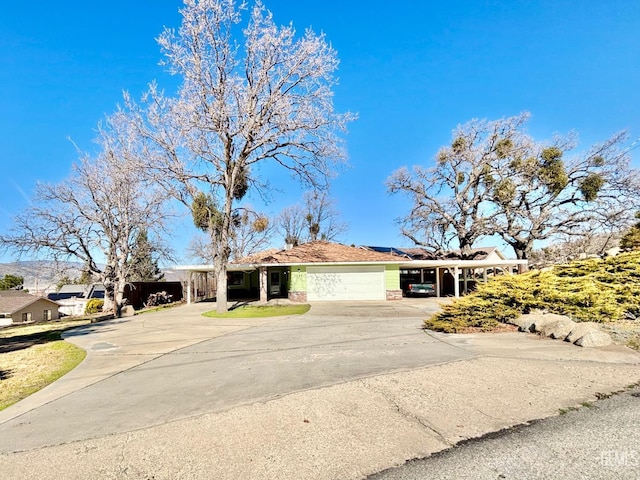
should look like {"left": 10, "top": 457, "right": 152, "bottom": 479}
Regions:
{"left": 512, "top": 312, "right": 612, "bottom": 348}
{"left": 423, "top": 251, "right": 640, "bottom": 350}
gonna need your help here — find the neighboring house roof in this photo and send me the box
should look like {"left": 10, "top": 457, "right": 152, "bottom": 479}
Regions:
{"left": 49, "top": 283, "right": 106, "bottom": 301}
{"left": 57, "top": 284, "right": 89, "bottom": 295}
{"left": 446, "top": 246, "right": 506, "bottom": 260}
{"left": 0, "top": 290, "right": 59, "bottom": 315}
{"left": 234, "top": 241, "right": 406, "bottom": 265}
{"left": 364, "top": 246, "right": 506, "bottom": 261}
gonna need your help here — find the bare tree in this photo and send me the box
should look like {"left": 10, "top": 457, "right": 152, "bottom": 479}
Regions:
{"left": 389, "top": 111, "right": 640, "bottom": 263}
{"left": 387, "top": 113, "right": 529, "bottom": 258}
{"left": 129, "top": 0, "right": 354, "bottom": 312}
{"left": 488, "top": 129, "right": 639, "bottom": 260}
{"left": 187, "top": 234, "right": 217, "bottom": 265}
{"left": 229, "top": 211, "right": 274, "bottom": 261}
{"left": 0, "top": 112, "right": 172, "bottom": 315}
{"left": 278, "top": 204, "right": 307, "bottom": 246}
{"left": 278, "top": 190, "right": 348, "bottom": 245}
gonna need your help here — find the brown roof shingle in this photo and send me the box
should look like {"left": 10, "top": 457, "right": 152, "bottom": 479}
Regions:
{"left": 234, "top": 241, "right": 405, "bottom": 265}
{"left": 0, "top": 291, "right": 58, "bottom": 314}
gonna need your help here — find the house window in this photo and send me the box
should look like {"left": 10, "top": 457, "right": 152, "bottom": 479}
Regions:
{"left": 43, "top": 309, "right": 51, "bottom": 321}
{"left": 21, "top": 312, "right": 32, "bottom": 323}
{"left": 229, "top": 272, "right": 244, "bottom": 286}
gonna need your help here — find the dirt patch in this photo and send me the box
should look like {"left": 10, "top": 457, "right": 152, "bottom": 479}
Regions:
{"left": 458, "top": 323, "right": 520, "bottom": 334}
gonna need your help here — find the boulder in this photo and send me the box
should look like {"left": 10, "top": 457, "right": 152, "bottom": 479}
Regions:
{"left": 604, "top": 247, "right": 621, "bottom": 258}
{"left": 565, "top": 322, "right": 600, "bottom": 344}
{"left": 540, "top": 318, "right": 577, "bottom": 340}
{"left": 574, "top": 330, "right": 613, "bottom": 348}
{"left": 530, "top": 313, "right": 572, "bottom": 334}
{"left": 511, "top": 314, "right": 535, "bottom": 331}
{"left": 513, "top": 313, "right": 572, "bottom": 334}
{"left": 121, "top": 305, "right": 135, "bottom": 317}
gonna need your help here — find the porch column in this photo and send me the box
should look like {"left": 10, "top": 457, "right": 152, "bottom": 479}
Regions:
{"left": 435, "top": 267, "right": 441, "bottom": 297}
{"left": 259, "top": 267, "right": 268, "bottom": 303}
{"left": 453, "top": 266, "right": 460, "bottom": 298}
{"left": 463, "top": 268, "right": 468, "bottom": 294}
{"left": 187, "top": 271, "right": 192, "bottom": 305}
{"left": 483, "top": 268, "right": 488, "bottom": 283}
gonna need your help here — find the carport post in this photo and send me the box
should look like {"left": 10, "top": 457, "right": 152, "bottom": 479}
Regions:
{"left": 187, "top": 271, "right": 192, "bottom": 305}
{"left": 463, "top": 268, "right": 468, "bottom": 293}
{"left": 435, "top": 267, "right": 441, "bottom": 297}
{"left": 454, "top": 266, "right": 460, "bottom": 297}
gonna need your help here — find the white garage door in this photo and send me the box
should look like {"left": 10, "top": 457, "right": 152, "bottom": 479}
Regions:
{"left": 306, "top": 265, "right": 385, "bottom": 301}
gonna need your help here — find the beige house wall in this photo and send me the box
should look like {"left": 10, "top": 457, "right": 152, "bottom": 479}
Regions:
{"left": 11, "top": 299, "right": 60, "bottom": 324}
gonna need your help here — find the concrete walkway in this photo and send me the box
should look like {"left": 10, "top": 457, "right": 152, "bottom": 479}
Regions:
{"left": 1, "top": 300, "right": 639, "bottom": 479}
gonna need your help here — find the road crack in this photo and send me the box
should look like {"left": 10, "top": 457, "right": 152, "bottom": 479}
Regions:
{"left": 359, "top": 380, "right": 454, "bottom": 448}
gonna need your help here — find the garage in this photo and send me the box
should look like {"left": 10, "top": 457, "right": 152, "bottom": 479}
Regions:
{"left": 306, "top": 265, "right": 385, "bottom": 301}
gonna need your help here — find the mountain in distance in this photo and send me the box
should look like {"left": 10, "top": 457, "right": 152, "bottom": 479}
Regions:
{"left": 0, "top": 260, "right": 186, "bottom": 296}
{"left": 0, "top": 260, "right": 85, "bottom": 295}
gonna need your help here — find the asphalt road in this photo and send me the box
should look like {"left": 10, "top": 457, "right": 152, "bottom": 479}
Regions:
{"left": 370, "top": 387, "right": 640, "bottom": 480}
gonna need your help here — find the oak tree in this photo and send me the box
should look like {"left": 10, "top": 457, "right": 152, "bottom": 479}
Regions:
{"left": 389, "top": 112, "right": 640, "bottom": 261}
{"left": 486, "top": 129, "right": 638, "bottom": 260}
{"left": 387, "top": 113, "right": 529, "bottom": 258}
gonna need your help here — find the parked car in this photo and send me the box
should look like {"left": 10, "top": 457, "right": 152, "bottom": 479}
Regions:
{"left": 406, "top": 282, "right": 435, "bottom": 296}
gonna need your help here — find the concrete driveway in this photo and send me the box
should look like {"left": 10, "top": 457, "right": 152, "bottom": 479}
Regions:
{"left": 0, "top": 299, "right": 466, "bottom": 452}
{"left": 1, "top": 299, "right": 639, "bottom": 479}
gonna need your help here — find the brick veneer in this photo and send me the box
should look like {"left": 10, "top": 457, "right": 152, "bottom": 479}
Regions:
{"left": 288, "top": 291, "right": 308, "bottom": 303}
{"left": 386, "top": 289, "right": 403, "bottom": 301}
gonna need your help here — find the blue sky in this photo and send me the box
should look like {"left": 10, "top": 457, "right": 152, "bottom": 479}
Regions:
{"left": 1, "top": 0, "right": 639, "bottom": 264}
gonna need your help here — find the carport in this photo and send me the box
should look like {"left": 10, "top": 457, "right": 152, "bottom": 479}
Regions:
{"left": 400, "top": 258, "right": 528, "bottom": 297}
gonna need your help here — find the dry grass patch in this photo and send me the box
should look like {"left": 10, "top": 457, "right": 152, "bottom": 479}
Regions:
{"left": 0, "top": 320, "right": 89, "bottom": 411}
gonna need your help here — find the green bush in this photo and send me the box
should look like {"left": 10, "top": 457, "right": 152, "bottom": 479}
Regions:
{"left": 84, "top": 299, "right": 104, "bottom": 315}
{"left": 425, "top": 251, "right": 640, "bottom": 332}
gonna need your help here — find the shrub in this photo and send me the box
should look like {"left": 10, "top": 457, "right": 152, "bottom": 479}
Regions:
{"left": 425, "top": 251, "right": 640, "bottom": 332}
{"left": 85, "top": 299, "right": 104, "bottom": 315}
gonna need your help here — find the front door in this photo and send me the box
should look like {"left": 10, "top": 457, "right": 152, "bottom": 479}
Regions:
{"left": 269, "top": 271, "right": 281, "bottom": 296}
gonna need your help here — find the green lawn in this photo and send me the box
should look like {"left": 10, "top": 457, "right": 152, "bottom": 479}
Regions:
{"left": 0, "top": 320, "right": 89, "bottom": 411}
{"left": 202, "top": 304, "right": 311, "bottom": 318}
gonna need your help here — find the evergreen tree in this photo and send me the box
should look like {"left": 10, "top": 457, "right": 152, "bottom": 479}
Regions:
{"left": 0, "top": 274, "right": 23, "bottom": 290}
{"left": 77, "top": 268, "right": 95, "bottom": 285}
{"left": 55, "top": 275, "right": 75, "bottom": 292}
{"left": 127, "top": 230, "right": 164, "bottom": 282}
{"left": 620, "top": 212, "right": 640, "bottom": 251}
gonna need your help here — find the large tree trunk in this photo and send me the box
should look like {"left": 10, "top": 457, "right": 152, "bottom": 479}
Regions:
{"left": 213, "top": 186, "right": 234, "bottom": 313}
{"left": 114, "top": 279, "right": 127, "bottom": 317}
{"left": 102, "top": 260, "right": 128, "bottom": 317}
{"left": 102, "top": 263, "right": 118, "bottom": 316}
{"left": 215, "top": 265, "right": 228, "bottom": 314}
{"left": 103, "top": 282, "right": 116, "bottom": 315}
{"left": 512, "top": 242, "right": 532, "bottom": 273}
{"left": 458, "top": 240, "right": 473, "bottom": 260}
